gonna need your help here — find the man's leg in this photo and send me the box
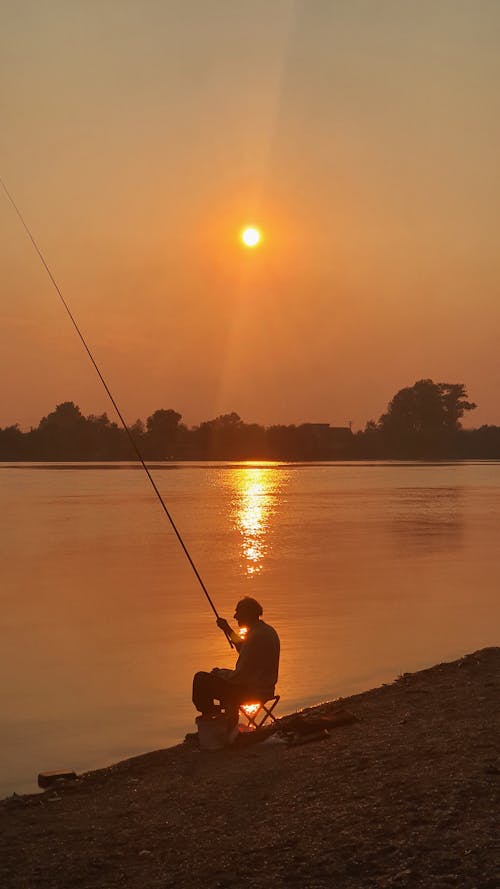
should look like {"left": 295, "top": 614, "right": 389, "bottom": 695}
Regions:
{"left": 217, "top": 681, "right": 248, "bottom": 730}
{"left": 193, "top": 671, "right": 249, "bottom": 727}
{"left": 192, "top": 671, "right": 221, "bottom": 717}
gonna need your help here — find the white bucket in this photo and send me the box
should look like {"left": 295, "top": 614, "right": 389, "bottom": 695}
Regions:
{"left": 196, "top": 715, "right": 230, "bottom": 750}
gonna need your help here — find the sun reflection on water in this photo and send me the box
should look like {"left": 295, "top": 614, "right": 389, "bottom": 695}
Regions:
{"left": 231, "top": 464, "right": 284, "bottom": 576}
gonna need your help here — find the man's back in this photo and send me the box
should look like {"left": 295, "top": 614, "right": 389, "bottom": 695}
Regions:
{"left": 233, "top": 620, "right": 280, "bottom": 697}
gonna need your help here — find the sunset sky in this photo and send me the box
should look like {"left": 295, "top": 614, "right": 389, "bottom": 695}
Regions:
{"left": 1, "top": 1, "right": 499, "bottom": 431}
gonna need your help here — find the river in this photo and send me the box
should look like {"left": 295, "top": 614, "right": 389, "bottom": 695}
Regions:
{"left": 1, "top": 460, "right": 499, "bottom": 797}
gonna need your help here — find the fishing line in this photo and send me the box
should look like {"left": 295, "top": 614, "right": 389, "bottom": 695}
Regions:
{"left": 1, "top": 176, "right": 233, "bottom": 649}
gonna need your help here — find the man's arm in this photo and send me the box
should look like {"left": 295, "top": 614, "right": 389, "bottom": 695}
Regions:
{"left": 216, "top": 617, "right": 243, "bottom": 651}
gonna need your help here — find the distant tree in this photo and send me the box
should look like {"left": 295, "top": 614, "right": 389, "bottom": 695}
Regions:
{"left": 128, "top": 419, "right": 146, "bottom": 454}
{"left": 187, "top": 413, "right": 269, "bottom": 459}
{"left": 267, "top": 424, "right": 298, "bottom": 460}
{"left": 192, "top": 412, "right": 244, "bottom": 459}
{"left": 241, "top": 422, "right": 268, "bottom": 458}
{"left": 456, "top": 425, "right": 500, "bottom": 459}
{"left": 38, "top": 401, "right": 85, "bottom": 431}
{"left": 378, "top": 379, "right": 476, "bottom": 457}
{"left": 145, "top": 409, "right": 182, "bottom": 459}
{"left": 351, "top": 420, "right": 385, "bottom": 459}
{"left": 0, "top": 424, "right": 25, "bottom": 459}
{"left": 130, "top": 419, "right": 145, "bottom": 437}
{"left": 439, "top": 383, "right": 477, "bottom": 430}
{"left": 36, "top": 402, "right": 87, "bottom": 459}
{"left": 84, "top": 412, "right": 132, "bottom": 460}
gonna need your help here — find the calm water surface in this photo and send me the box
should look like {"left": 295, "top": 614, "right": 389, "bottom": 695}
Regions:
{"left": 1, "top": 461, "right": 499, "bottom": 796}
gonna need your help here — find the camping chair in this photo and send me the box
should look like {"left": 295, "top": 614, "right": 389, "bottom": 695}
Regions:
{"left": 239, "top": 694, "right": 280, "bottom": 730}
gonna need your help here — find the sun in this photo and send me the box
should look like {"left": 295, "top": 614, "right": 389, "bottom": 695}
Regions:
{"left": 241, "top": 226, "right": 261, "bottom": 248}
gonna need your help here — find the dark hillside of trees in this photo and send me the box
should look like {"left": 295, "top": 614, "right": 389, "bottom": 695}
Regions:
{"left": 1, "top": 381, "right": 499, "bottom": 461}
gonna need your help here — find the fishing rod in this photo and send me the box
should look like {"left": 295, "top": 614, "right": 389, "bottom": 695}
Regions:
{"left": 1, "top": 176, "right": 234, "bottom": 649}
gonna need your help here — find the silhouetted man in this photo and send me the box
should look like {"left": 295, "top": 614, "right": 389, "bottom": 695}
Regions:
{"left": 192, "top": 596, "right": 280, "bottom": 732}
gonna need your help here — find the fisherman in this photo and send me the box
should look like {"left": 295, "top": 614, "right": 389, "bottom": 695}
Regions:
{"left": 192, "top": 596, "right": 280, "bottom": 732}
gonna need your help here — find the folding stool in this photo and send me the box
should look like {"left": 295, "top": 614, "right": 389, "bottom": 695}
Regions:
{"left": 239, "top": 694, "right": 280, "bottom": 730}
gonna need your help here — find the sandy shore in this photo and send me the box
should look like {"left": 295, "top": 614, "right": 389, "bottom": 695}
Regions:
{"left": 1, "top": 648, "right": 498, "bottom": 889}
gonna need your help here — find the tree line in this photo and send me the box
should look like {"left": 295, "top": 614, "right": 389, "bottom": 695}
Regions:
{"left": 1, "top": 379, "right": 499, "bottom": 461}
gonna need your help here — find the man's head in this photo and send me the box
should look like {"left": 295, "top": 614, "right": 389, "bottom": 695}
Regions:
{"left": 234, "top": 596, "right": 263, "bottom": 627}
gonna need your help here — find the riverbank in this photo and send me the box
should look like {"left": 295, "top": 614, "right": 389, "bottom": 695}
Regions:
{"left": 1, "top": 648, "right": 498, "bottom": 889}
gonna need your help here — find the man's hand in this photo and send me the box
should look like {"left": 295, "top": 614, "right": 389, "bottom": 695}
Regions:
{"left": 216, "top": 617, "right": 231, "bottom": 635}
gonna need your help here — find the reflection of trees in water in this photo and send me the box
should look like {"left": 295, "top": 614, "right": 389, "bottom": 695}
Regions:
{"left": 390, "top": 487, "right": 465, "bottom": 555}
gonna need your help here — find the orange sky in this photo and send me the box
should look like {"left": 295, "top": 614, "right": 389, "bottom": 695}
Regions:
{"left": 1, "top": 1, "right": 499, "bottom": 431}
